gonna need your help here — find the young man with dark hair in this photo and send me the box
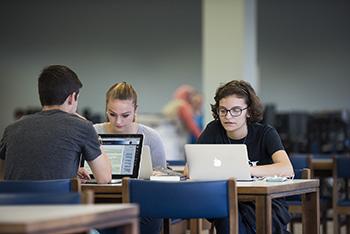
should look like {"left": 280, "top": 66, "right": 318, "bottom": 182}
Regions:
{"left": 0, "top": 65, "right": 111, "bottom": 183}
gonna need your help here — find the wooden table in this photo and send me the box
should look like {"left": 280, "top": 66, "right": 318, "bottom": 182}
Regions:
{"left": 237, "top": 179, "right": 319, "bottom": 234}
{"left": 0, "top": 204, "right": 139, "bottom": 234}
{"left": 82, "top": 179, "right": 319, "bottom": 234}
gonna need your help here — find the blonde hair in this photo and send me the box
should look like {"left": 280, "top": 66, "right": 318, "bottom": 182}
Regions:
{"left": 105, "top": 82, "right": 138, "bottom": 110}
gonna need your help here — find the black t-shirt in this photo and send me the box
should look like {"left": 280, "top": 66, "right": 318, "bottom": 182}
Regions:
{"left": 198, "top": 120, "right": 291, "bottom": 233}
{"left": 197, "top": 120, "right": 284, "bottom": 166}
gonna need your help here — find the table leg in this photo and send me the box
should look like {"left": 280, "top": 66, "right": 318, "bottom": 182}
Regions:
{"left": 121, "top": 218, "right": 139, "bottom": 234}
{"left": 302, "top": 189, "right": 320, "bottom": 234}
{"left": 255, "top": 195, "right": 272, "bottom": 234}
{"left": 190, "top": 219, "right": 201, "bottom": 234}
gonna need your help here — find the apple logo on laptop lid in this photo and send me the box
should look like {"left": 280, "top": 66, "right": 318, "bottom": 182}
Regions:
{"left": 213, "top": 157, "right": 222, "bottom": 167}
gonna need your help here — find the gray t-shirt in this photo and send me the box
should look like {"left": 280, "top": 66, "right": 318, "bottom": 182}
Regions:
{"left": 0, "top": 110, "right": 101, "bottom": 180}
{"left": 94, "top": 122, "right": 167, "bottom": 168}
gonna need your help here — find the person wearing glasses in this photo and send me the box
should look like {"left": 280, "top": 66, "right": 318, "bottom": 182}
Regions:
{"left": 197, "top": 80, "right": 294, "bottom": 234}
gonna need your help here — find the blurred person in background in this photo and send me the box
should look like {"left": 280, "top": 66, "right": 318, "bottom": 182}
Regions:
{"left": 189, "top": 91, "right": 204, "bottom": 143}
{"left": 162, "top": 85, "right": 203, "bottom": 159}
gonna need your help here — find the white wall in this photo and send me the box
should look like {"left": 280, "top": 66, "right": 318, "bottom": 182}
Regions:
{"left": 202, "top": 0, "right": 258, "bottom": 124}
{"left": 1, "top": 0, "right": 350, "bottom": 135}
{"left": 258, "top": 0, "right": 350, "bottom": 112}
{"left": 0, "top": 0, "right": 202, "bottom": 134}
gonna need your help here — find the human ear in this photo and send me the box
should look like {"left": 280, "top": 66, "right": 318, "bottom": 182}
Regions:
{"left": 246, "top": 110, "right": 250, "bottom": 118}
{"left": 73, "top": 92, "right": 79, "bottom": 101}
{"left": 133, "top": 105, "right": 138, "bottom": 122}
{"left": 67, "top": 93, "right": 74, "bottom": 105}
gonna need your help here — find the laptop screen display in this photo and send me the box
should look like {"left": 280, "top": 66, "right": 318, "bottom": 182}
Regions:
{"left": 84, "top": 134, "right": 143, "bottom": 179}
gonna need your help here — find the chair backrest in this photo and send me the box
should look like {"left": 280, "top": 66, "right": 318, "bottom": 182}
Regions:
{"left": 332, "top": 155, "right": 350, "bottom": 234}
{"left": 289, "top": 153, "right": 311, "bottom": 179}
{"left": 0, "top": 190, "right": 93, "bottom": 205}
{"left": 166, "top": 160, "right": 186, "bottom": 166}
{"left": 289, "top": 153, "right": 310, "bottom": 169}
{"left": 0, "top": 177, "right": 81, "bottom": 193}
{"left": 312, "top": 153, "right": 334, "bottom": 159}
{"left": 333, "top": 155, "right": 350, "bottom": 202}
{"left": 122, "top": 178, "right": 238, "bottom": 234}
{"left": 334, "top": 155, "right": 350, "bottom": 178}
{"left": 300, "top": 168, "right": 311, "bottom": 179}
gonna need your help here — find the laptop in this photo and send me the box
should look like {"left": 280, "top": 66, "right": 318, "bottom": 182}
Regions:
{"left": 83, "top": 134, "right": 143, "bottom": 184}
{"left": 138, "top": 145, "right": 153, "bottom": 179}
{"left": 185, "top": 144, "right": 252, "bottom": 181}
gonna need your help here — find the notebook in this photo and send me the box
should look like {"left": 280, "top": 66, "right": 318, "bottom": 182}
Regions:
{"left": 83, "top": 134, "right": 143, "bottom": 184}
{"left": 138, "top": 145, "right": 153, "bottom": 179}
{"left": 184, "top": 144, "right": 252, "bottom": 181}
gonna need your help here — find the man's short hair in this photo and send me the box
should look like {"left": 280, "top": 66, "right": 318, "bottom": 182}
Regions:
{"left": 38, "top": 65, "right": 83, "bottom": 106}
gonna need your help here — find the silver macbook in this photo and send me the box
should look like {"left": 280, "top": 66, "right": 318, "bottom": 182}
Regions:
{"left": 185, "top": 144, "right": 252, "bottom": 181}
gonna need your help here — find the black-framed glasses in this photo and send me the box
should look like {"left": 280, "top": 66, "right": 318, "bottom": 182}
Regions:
{"left": 217, "top": 106, "right": 248, "bottom": 117}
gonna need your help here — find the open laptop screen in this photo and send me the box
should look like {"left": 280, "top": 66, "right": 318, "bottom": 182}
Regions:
{"left": 84, "top": 134, "right": 143, "bottom": 179}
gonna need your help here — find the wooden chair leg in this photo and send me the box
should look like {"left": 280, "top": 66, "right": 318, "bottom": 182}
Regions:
{"left": 209, "top": 223, "right": 215, "bottom": 234}
{"left": 189, "top": 219, "right": 201, "bottom": 234}
{"left": 346, "top": 215, "right": 350, "bottom": 234}
{"left": 290, "top": 220, "right": 295, "bottom": 234}
{"left": 334, "top": 213, "right": 339, "bottom": 234}
{"left": 163, "top": 219, "right": 171, "bottom": 234}
{"left": 322, "top": 220, "right": 327, "bottom": 234}
{"left": 321, "top": 210, "right": 327, "bottom": 234}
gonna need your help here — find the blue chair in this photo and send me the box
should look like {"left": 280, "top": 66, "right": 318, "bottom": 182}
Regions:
{"left": 166, "top": 160, "right": 186, "bottom": 166}
{"left": 310, "top": 154, "right": 334, "bottom": 234}
{"left": 312, "top": 153, "right": 334, "bottom": 159}
{"left": 289, "top": 153, "right": 311, "bottom": 178}
{"left": 289, "top": 153, "right": 331, "bottom": 233}
{"left": 0, "top": 192, "right": 86, "bottom": 205}
{"left": 122, "top": 177, "right": 238, "bottom": 234}
{"left": 0, "top": 177, "right": 80, "bottom": 193}
{"left": 287, "top": 153, "right": 311, "bottom": 233}
{"left": 333, "top": 155, "right": 350, "bottom": 234}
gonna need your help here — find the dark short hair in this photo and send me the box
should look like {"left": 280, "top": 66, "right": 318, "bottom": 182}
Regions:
{"left": 211, "top": 80, "right": 264, "bottom": 123}
{"left": 38, "top": 65, "right": 82, "bottom": 106}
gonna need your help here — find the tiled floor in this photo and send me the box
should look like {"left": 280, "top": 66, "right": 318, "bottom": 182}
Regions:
{"left": 291, "top": 221, "right": 347, "bottom": 234}
{"left": 184, "top": 219, "right": 350, "bottom": 234}
{"left": 196, "top": 221, "right": 347, "bottom": 234}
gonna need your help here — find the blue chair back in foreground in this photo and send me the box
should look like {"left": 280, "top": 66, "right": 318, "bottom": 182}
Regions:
{"left": 122, "top": 177, "right": 238, "bottom": 234}
{"left": 0, "top": 177, "right": 80, "bottom": 193}
{"left": 0, "top": 191, "right": 93, "bottom": 205}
